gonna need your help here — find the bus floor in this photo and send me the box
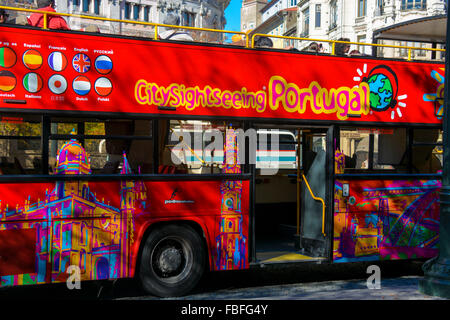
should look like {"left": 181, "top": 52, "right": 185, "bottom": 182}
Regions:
{"left": 255, "top": 223, "right": 325, "bottom": 264}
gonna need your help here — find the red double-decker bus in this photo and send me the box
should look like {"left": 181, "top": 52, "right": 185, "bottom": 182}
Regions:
{"left": 0, "top": 17, "right": 444, "bottom": 297}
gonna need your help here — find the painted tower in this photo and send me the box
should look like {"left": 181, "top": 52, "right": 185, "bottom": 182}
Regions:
{"left": 55, "top": 138, "right": 91, "bottom": 199}
{"left": 120, "top": 153, "right": 148, "bottom": 277}
{"left": 216, "top": 128, "right": 247, "bottom": 270}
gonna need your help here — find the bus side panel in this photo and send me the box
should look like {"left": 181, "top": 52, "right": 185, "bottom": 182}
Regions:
{"left": 0, "top": 182, "right": 53, "bottom": 287}
{"left": 334, "top": 179, "right": 440, "bottom": 262}
{"left": 130, "top": 179, "right": 250, "bottom": 275}
{"left": 0, "top": 178, "right": 250, "bottom": 288}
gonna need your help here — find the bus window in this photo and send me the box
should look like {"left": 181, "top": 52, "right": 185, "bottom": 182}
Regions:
{"left": 411, "top": 129, "right": 442, "bottom": 173}
{"left": 377, "top": 128, "right": 407, "bottom": 171}
{"left": 0, "top": 114, "right": 42, "bottom": 175}
{"left": 339, "top": 128, "right": 370, "bottom": 170}
{"left": 256, "top": 129, "right": 297, "bottom": 170}
{"left": 49, "top": 118, "right": 153, "bottom": 174}
{"left": 160, "top": 120, "right": 243, "bottom": 174}
{"left": 340, "top": 127, "right": 408, "bottom": 172}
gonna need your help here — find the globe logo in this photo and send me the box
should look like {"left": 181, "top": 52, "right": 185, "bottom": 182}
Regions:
{"left": 367, "top": 73, "right": 394, "bottom": 111}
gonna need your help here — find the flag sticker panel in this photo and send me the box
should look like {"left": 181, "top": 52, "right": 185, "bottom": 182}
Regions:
{"left": 95, "top": 55, "right": 113, "bottom": 74}
{"left": 23, "top": 49, "right": 43, "bottom": 70}
{"left": 23, "top": 73, "right": 43, "bottom": 93}
{"left": 0, "top": 70, "right": 16, "bottom": 92}
{"left": 72, "top": 53, "right": 91, "bottom": 73}
{"left": 73, "top": 75, "right": 91, "bottom": 96}
{"left": 48, "top": 74, "right": 67, "bottom": 95}
{"left": 94, "top": 77, "right": 112, "bottom": 96}
{"left": 0, "top": 47, "right": 17, "bottom": 68}
{"left": 48, "top": 51, "right": 68, "bottom": 72}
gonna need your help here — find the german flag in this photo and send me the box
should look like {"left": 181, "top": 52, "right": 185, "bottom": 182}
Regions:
{"left": 23, "top": 49, "right": 43, "bottom": 70}
{"left": 0, "top": 70, "right": 16, "bottom": 92}
{"left": 0, "top": 47, "right": 17, "bottom": 68}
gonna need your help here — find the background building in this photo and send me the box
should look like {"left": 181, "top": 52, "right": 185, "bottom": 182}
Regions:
{"left": 297, "top": 0, "right": 447, "bottom": 56}
{"left": 242, "top": 0, "right": 447, "bottom": 54}
{"left": 1, "top": 0, "right": 230, "bottom": 41}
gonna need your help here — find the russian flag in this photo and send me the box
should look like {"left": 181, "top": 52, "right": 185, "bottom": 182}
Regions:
{"left": 94, "top": 77, "right": 112, "bottom": 96}
{"left": 23, "top": 72, "right": 43, "bottom": 93}
{"left": 95, "top": 55, "right": 113, "bottom": 74}
{"left": 48, "top": 52, "right": 68, "bottom": 72}
{"left": 73, "top": 76, "right": 91, "bottom": 96}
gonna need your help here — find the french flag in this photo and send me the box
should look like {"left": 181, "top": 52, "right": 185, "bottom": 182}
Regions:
{"left": 48, "top": 52, "right": 67, "bottom": 72}
{"left": 95, "top": 55, "right": 113, "bottom": 74}
{"left": 94, "top": 77, "right": 112, "bottom": 96}
{"left": 73, "top": 76, "right": 91, "bottom": 96}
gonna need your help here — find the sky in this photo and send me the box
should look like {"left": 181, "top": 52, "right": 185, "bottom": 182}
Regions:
{"left": 224, "top": 0, "right": 242, "bottom": 32}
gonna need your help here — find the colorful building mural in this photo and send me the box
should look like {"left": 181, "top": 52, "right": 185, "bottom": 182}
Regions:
{"left": 334, "top": 179, "right": 440, "bottom": 262}
{"left": 0, "top": 138, "right": 147, "bottom": 286}
{"left": 215, "top": 128, "right": 247, "bottom": 270}
{"left": 0, "top": 134, "right": 249, "bottom": 288}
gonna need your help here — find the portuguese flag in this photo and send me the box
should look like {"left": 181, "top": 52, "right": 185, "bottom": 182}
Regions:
{"left": 0, "top": 47, "right": 17, "bottom": 68}
{"left": 0, "top": 70, "right": 16, "bottom": 92}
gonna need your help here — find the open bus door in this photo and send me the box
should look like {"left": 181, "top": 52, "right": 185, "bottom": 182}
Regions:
{"left": 254, "top": 125, "right": 333, "bottom": 264}
{"left": 297, "top": 126, "right": 334, "bottom": 260}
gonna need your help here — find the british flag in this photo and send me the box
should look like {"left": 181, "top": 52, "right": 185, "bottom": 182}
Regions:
{"left": 72, "top": 53, "right": 91, "bottom": 73}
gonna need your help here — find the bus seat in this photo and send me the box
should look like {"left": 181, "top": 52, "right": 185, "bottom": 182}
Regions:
{"left": 158, "top": 165, "right": 176, "bottom": 174}
{"left": 102, "top": 160, "right": 120, "bottom": 174}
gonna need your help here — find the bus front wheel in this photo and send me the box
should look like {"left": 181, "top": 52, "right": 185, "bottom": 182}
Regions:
{"left": 138, "top": 224, "right": 206, "bottom": 297}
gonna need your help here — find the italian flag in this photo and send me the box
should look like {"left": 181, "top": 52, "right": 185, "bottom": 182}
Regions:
{"left": 23, "top": 73, "right": 43, "bottom": 93}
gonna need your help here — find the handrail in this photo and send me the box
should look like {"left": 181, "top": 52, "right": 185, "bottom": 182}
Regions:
{"left": 301, "top": 173, "right": 326, "bottom": 237}
{"left": 169, "top": 127, "right": 206, "bottom": 165}
{"left": 0, "top": 4, "right": 445, "bottom": 58}
{"left": 251, "top": 33, "right": 445, "bottom": 60}
{"left": 0, "top": 5, "right": 247, "bottom": 41}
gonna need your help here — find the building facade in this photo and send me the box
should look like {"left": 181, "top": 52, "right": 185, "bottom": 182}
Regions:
{"left": 242, "top": 0, "right": 298, "bottom": 48}
{"left": 242, "top": 0, "right": 447, "bottom": 53}
{"left": 2, "top": 0, "right": 229, "bottom": 40}
{"left": 298, "top": 0, "right": 446, "bottom": 55}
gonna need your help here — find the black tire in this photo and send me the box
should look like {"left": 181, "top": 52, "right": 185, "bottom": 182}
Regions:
{"left": 138, "top": 224, "right": 206, "bottom": 297}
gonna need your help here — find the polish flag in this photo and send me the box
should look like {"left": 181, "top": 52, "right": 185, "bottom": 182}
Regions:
{"left": 94, "top": 77, "right": 112, "bottom": 96}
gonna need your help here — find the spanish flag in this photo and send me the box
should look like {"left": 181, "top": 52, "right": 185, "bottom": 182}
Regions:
{"left": 0, "top": 47, "right": 17, "bottom": 68}
{"left": 23, "top": 49, "right": 43, "bottom": 70}
{"left": 0, "top": 70, "right": 16, "bottom": 92}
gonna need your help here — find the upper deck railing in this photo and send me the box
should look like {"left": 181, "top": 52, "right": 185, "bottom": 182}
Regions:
{"left": 0, "top": 5, "right": 445, "bottom": 61}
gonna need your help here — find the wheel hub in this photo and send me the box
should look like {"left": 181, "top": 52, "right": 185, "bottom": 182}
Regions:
{"left": 158, "top": 247, "right": 182, "bottom": 273}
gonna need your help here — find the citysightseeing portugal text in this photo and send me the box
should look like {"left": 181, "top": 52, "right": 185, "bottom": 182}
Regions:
{"left": 180, "top": 304, "right": 269, "bottom": 318}
{"left": 134, "top": 75, "right": 370, "bottom": 121}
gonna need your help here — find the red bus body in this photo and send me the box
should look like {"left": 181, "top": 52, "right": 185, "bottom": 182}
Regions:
{"left": 0, "top": 25, "right": 444, "bottom": 289}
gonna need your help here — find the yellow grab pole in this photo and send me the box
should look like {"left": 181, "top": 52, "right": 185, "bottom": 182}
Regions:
{"left": 296, "top": 130, "right": 301, "bottom": 235}
{"left": 302, "top": 173, "right": 326, "bottom": 237}
{"left": 43, "top": 13, "right": 47, "bottom": 29}
{"left": 154, "top": 25, "right": 158, "bottom": 40}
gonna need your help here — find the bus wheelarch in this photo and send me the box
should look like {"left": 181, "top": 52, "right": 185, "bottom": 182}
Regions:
{"left": 137, "top": 222, "right": 207, "bottom": 297}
